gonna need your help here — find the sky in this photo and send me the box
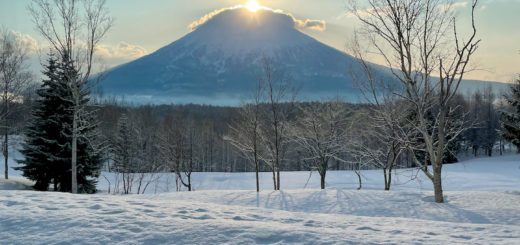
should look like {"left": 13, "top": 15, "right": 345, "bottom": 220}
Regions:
{"left": 0, "top": 0, "right": 518, "bottom": 83}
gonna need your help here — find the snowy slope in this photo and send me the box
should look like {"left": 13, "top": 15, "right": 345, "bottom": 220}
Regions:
{"left": 101, "top": 8, "right": 365, "bottom": 105}
{"left": 1, "top": 190, "right": 519, "bottom": 244}
{"left": 1, "top": 153, "right": 520, "bottom": 243}
{"left": 99, "top": 7, "right": 509, "bottom": 105}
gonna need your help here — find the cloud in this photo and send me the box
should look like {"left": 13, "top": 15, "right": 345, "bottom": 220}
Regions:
{"left": 288, "top": 14, "right": 327, "bottom": 31}
{"left": 345, "top": 1, "right": 469, "bottom": 18}
{"left": 189, "top": 8, "right": 228, "bottom": 31}
{"left": 440, "top": 1, "right": 468, "bottom": 12}
{"left": 188, "top": 6, "right": 326, "bottom": 32}
{"left": 96, "top": 42, "right": 148, "bottom": 60}
{"left": 452, "top": 1, "right": 469, "bottom": 8}
{"left": 344, "top": 7, "right": 380, "bottom": 18}
{"left": 4, "top": 31, "right": 147, "bottom": 60}
{"left": 343, "top": 5, "right": 396, "bottom": 19}
{"left": 6, "top": 31, "right": 40, "bottom": 53}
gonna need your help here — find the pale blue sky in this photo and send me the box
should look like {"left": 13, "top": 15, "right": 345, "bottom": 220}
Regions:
{"left": 1, "top": 0, "right": 518, "bottom": 82}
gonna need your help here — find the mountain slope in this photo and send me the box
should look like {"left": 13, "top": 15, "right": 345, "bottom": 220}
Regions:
{"left": 100, "top": 8, "right": 373, "bottom": 104}
{"left": 100, "top": 7, "right": 509, "bottom": 105}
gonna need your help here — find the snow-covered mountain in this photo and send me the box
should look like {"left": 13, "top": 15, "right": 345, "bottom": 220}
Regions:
{"left": 99, "top": 8, "right": 369, "bottom": 104}
{"left": 100, "top": 7, "right": 508, "bottom": 105}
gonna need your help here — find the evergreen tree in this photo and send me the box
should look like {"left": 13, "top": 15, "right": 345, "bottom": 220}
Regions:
{"left": 112, "top": 113, "right": 139, "bottom": 194}
{"left": 500, "top": 77, "right": 520, "bottom": 151}
{"left": 16, "top": 55, "right": 64, "bottom": 190}
{"left": 466, "top": 90, "right": 484, "bottom": 155}
{"left": 16, "top": 54, "right": 103, "bottom": 193}
{"left": 482, "top": 87, "right": 499, "bottom": 156}
{"left": 113, "top": 113, "right": 137, "bottom": 172}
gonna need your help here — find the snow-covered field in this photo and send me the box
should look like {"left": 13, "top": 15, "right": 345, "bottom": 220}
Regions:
{"left": 97, "top": 153, "right": 520, "bottom": 193}
{"left": 1, "top": 189, "right": 520, "bottom": 244}
{"left": 1, "top": 153, "right": 520, "bottom": 244}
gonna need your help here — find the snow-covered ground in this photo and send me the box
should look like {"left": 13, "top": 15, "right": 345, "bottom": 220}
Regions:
{"left": 1, "top": 189, "right": 519, "bottom": 244}
{"left": 96, "top": 153, "right": 520, "bottom": 193}
{"left": 1, "top": 151, "right": 520, "bottom": 244}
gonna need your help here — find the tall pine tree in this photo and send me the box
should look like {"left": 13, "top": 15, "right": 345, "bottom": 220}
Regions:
{"left": 500, "top": 77, "right": 520, "bottom": 151}
{"left": 16, "top": 54, "right": 103, "bottom": 193}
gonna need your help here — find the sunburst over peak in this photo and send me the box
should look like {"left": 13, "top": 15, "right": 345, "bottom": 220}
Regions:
{"left": 245, "top": 0, "right": 260, "bottom": 12}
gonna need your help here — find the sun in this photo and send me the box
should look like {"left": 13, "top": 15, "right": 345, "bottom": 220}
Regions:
{"left": 245, "top": 0, "right": 260, "bottom": 12}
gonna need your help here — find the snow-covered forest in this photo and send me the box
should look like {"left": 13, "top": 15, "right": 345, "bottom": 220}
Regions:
{"left": 1, "top": 0, "right": 519, "bottom": 244}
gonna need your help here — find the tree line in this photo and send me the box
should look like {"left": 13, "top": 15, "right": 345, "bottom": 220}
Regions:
{"left": 89, "top": 82, "right": 510, "bottom": 193}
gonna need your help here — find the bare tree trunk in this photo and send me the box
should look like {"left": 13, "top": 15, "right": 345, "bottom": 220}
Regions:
{"left": 387, "top": 165, "right": 393, "bottom": 191}
{"left": 432, "top": 108, "right": 446, "bottom": 203}
{"left": 187, "top": 173, "right": 191, "bottom": 191}
{"left": 319, "top": 159, "right": 328, "bottom": 190}
{"left": 500, "top": 139, "right": 503, "bottom": 155}
{"left": 274, "top": 116, "right": 281, "bottom": 191}
{"left": 320, "top": 171, "right": 326, "bottom": 190}
{"left": 255, "top": 165, "right": 259, "bottom": 192}
{"left": 383, "top": 168, "right": 389, "bottom": 191}
{"left": 137, "top": 174, "right": 143, "bottom": 194}
{"left": 254, "top": 146, "right": 259, "bottom": 192}
{"left": 276, "top": 160, "right": 280, "bottom": 190}
{"left": 272, "top": 166, "right": 276, "bottom": 190}
{"left": 433, "top": 165, "right": 443, "bottom": 203}
{"left": 3, "top": 81, "right": 7, "bottom": 180}
{"left": 355, "top": 170, "right": 362, "bottom": 190}
{"left": 103, "top": 175, "right": 111, "bottom": 194}
{"left": 3, "top": 133, "right": 7, "bottom": 180}
{"left": 71, "top": 111, "right": 78, "bottom": 194}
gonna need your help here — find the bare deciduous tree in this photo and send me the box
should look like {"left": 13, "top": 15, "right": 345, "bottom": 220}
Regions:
{"left": 159, "top": 115, "right": 197, "bottom": 192}
{"left": 349, "top": 0, "right": 480, "bottom": 202}
{"left": 348, "top": 52, "right": 412, "bottom": 190}
{"left": 0, "top": 30, "right": 32, "bottom": 179}
{"left": 288, "top": 101, "right": 349, "bottom": 189}
{"left": 347, "top": 109, "right": 408, "bottom": 190}
{"left": 225, "top": 78, "right": 264, "bottom": 192}
{"left": 257, "top": 56, "right": 296, "bottom": 190}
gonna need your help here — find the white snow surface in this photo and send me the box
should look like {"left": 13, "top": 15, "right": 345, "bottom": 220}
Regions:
{"left": 1, "top": 153, "right": 520, "bottom": 244}
{"left": 97, "top": 153, "right": 520, "bottom": 193}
